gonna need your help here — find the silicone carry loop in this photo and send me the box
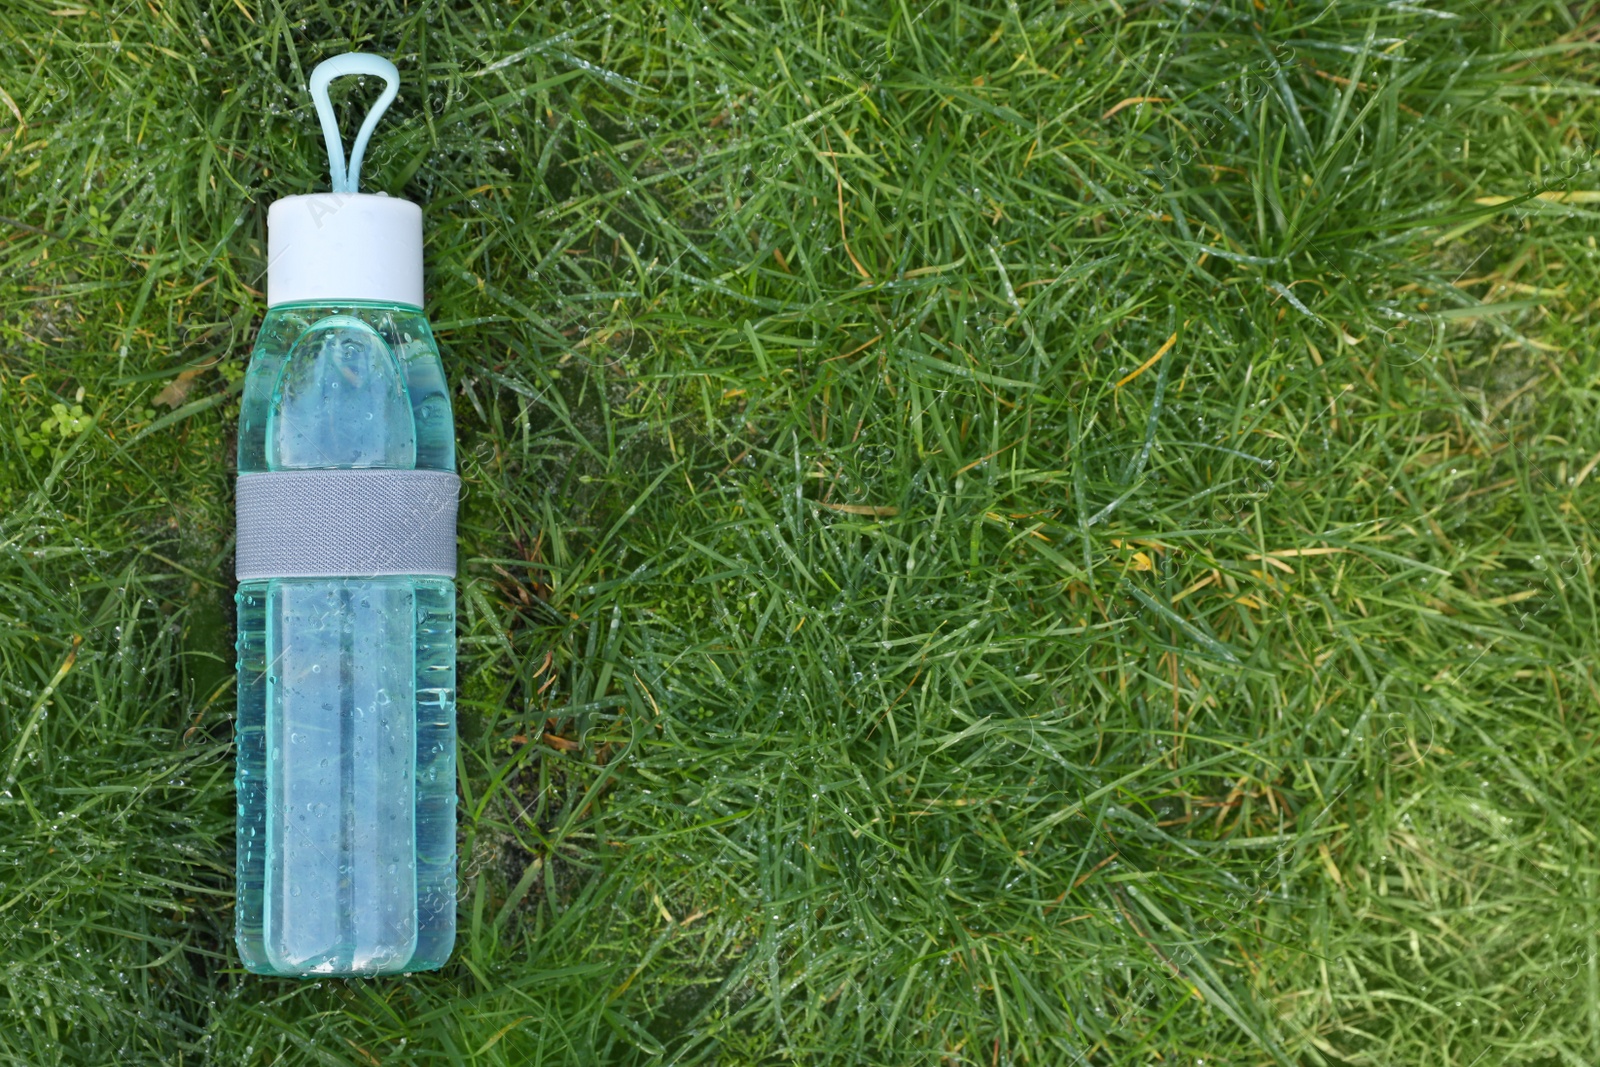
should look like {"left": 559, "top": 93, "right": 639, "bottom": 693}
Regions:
{"left": 309, "top": 53, "right": 400, "bottom": 193}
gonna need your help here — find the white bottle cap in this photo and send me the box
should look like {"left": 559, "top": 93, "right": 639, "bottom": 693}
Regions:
{"left": 266, "top": 193, "right": 423, "bottom": 308}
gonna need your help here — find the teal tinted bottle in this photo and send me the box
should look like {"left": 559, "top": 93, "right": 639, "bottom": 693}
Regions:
{"left": 235, "top": 54, "right": 457, "bottom": 976}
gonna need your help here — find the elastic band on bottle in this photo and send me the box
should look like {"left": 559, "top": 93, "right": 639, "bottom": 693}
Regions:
{"left": 236, "top": 469, "right": 459, "bottom": 580}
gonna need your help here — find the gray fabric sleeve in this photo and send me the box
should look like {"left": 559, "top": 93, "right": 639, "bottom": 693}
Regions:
{"left": 235, "top": 469, "right": 460, "bottom": 580}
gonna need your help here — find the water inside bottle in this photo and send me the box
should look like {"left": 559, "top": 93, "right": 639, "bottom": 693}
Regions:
{"left": 235, "top": 302, "right": 456, "bottom": 976}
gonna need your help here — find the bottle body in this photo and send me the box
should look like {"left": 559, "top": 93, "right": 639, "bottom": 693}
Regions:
{"left": 235, "top": 302, "right": 456, "bottom": 976}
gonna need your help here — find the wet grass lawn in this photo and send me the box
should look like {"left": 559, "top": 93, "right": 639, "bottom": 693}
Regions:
{"left": 4, "top": 1, "right": 1600, "bottom": 1063}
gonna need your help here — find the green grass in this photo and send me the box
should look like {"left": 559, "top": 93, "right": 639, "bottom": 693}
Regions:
{"left": 4, "top": 0, "right": 1600, "bottom": 1062}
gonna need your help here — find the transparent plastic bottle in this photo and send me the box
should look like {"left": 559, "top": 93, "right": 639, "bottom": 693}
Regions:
{"left": 235, "top": 305, "right": 456, "bottom": 975}
{"left": 234, "top": 54, "right": 457, "bottom": 976}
